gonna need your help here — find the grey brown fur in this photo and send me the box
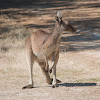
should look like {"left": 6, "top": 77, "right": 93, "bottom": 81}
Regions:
{"left": 23, "top": 12, "right": 76, "bottom": 89}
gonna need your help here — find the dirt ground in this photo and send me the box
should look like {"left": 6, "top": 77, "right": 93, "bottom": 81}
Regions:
{"left": 0, "top": 0, "right": 100, "bottom": 100}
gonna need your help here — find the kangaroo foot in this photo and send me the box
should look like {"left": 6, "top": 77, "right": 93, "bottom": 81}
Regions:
{"left": 51, "top": 78, "right": 61, "bottom": 83}
{"left": 56, "top": 79, "right": 61, "bottom": 83}
{"left": 22, "top": 84, "right": 34, "bottom": 89}
{"left": 47, "top": 78, "right": 61, "bottom": 85}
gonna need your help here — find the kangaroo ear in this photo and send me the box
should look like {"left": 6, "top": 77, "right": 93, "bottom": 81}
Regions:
{"left": 57, "top": 11, "right": 62, "bottom": 18}
{"left": 54, "top": 11, "right": 62, "bottom": 23}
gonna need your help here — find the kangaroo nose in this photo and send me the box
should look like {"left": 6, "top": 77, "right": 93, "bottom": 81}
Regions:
{"left": 74, "top": 28, "right": 77, "bottom": 32}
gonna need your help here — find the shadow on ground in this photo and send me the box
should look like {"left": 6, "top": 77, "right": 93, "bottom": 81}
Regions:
{"left": 57, "top": 82, "right": 97, "bottom": 87}
{"left": 60, "top": 28, "right": 100, "bottom": 52}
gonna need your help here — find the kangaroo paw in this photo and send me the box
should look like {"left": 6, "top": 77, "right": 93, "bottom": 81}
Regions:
{"left": 49, "top": 68, "right": 52, "bottom": 73}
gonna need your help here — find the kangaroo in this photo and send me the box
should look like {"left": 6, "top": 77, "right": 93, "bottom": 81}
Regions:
{"left": 22, "top": 11, "right": 76, "bottom": 89}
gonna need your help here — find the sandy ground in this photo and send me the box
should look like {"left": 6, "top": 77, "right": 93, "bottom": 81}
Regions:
{"left": 0, "top": 0, "right": 100, "bottom": 100}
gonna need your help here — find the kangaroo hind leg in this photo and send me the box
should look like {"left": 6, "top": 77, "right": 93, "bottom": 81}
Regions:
{"left": 23, "top": 37, "right": 34, "bottom": 89}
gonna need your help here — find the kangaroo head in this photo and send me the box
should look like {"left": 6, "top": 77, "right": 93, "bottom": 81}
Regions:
{"left": 54, "top": 11, "right": 76, "bottom": 33}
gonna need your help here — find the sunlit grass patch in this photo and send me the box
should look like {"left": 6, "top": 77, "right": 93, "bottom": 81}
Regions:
{"left": 57, "top": 69, "right": 83, "bottom": 77}
{"left": 0, "top": 15, "right": 32, "bottom": 53}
